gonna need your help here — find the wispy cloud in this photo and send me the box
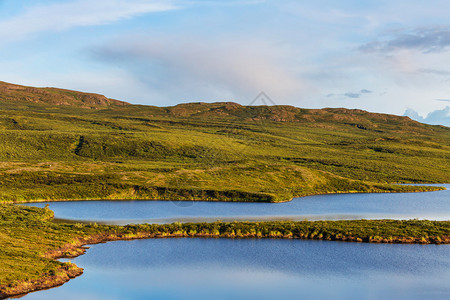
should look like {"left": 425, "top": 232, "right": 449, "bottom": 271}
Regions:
{"left": 328, "top": 89, "right": 373, "bottom": 99}
{"left": 419, "top": 68, "right": 450, "bottom": 76}
{"left": 344, "top": 92, "right": 360, "bottom": 99}
{"left": 181, "top": 0, "right": 266, "bottom": 7}
{"left": 360, "top": 26, "right": 450, "bottom": 54}
{"left": 91, "top": 35, "right": 305, "bottom": 103}
{"left": 0, "top": 0, "right": 177, "bottom": 41}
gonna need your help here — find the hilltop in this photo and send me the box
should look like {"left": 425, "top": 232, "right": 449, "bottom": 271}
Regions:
{"left": 0, "top": 81, "right": 128, "bottom": 108}
{"left": 0, "top": 81, "right": 449, "bottom": 203}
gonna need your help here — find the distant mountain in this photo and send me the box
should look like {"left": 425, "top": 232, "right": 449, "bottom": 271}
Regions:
{"left": 0, "top": 81, "right": 129, "bottom": 108}
{"left": 404, "top": 107, "right": 450, "bottom": 127}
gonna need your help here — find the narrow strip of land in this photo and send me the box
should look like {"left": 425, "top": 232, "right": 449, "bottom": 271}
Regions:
{"left": 0, "top": 204, "right": 449, "bottom": 299}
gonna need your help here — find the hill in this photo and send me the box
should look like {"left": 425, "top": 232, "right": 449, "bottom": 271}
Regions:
{"left": 0, "top": 81, "right": 449, "bottom": 203}
{"left": 0, "top": 81, "right": 128, "bottom": 108}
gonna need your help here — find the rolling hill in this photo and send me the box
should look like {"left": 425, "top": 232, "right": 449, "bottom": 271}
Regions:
{"left": 0, "top": 81, "right": 449, "bottom": 203}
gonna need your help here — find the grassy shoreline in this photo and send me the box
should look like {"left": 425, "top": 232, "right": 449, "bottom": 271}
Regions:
{"left": 1, "top": 82, "right": 449, "bottom": 298}
{"left": 3, "top": 183, "right": 446, "bottom": 204}
{"left": 1, "top": 204, "right": 449, "bottom": 299}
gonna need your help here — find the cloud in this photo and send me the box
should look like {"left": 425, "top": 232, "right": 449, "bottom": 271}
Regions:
{"left": 360, "top": 27, "right": 450, "bottom": 54}
{"left": 360, "top": 89, "right": 372, "bottom": 94}
{"left": 419, "top": 68, "right": 450, "bottom": 76}
{"left": 404, "top": 108, "right": 424, "bottom": 122}
{"left": 328, "top": 89, "right": 373, "bottom": 99}
{"left": 91, "top": 35, "right": 305, "bottom": 103}
{"left": 425, "top": 106, "right": 450, "bottom": 126}
{"left": 437, "top": 99, "right": 450, "bottom": 102}
{"left": 0, "top": 0, "right": 177, "bottom": 41}
{"left": 183, "top": 0, "right": 266, "bottom": 7}
{"left": 344, "top": 92, "right": 360, "bottom": 99}
{"left": 404, "top": 106, "right": 450, "bottom": 126}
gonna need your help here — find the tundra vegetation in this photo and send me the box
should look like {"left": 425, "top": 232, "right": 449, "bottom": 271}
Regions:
{"left": 0, "top": 81, "right": 449, "bottom": 203}
{"left": 0, "top": 81, "right": 450, "bottom": 298}
{"left": 0, "top": 204, "right": 449, "bottom": 298}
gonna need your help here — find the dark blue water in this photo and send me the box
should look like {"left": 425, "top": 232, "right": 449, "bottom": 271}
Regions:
{"left": 24, "top": 184, "right": 450, "bottom": 224}
{"left": 23, "top": 238, "right": 450, "bottom": 300}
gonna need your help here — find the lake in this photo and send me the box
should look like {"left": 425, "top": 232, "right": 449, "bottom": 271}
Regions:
{"left": 19, "top": 185, "right": 450, "bottom": 299}
{"left": 23, "top": 184, "right": 450, "bottom": 224}
{"left": 23, "top": 238, "right": 450, "bottom": 300}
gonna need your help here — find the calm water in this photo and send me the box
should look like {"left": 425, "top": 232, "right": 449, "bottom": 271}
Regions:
{"left": 19, "top": 186, "right": 450, "bottom": 299}
{"left": 23, "top": 238, "right": 450, "bottom": 300}
{"left": 24, "top": 184, "right": 450, "bottom": 224}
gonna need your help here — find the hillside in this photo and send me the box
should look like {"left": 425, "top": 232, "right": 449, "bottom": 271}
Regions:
{"left": 0, "top": 81, "right": 128, "bottom": 108}
{"left": 0, "top": 81, "right": 449, "bottom": 203}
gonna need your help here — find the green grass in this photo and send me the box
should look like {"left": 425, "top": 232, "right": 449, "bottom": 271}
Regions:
{"left": 1, "top": 82, "right": 449, "bottom": 298}
{"left": 1, "top": 204, "right": 449, "bottom": 297}
{"left": 0, "top": 81, "right": 449, "bottom": 203}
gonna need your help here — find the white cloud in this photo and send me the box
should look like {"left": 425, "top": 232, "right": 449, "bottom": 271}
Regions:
{"left": 3, "top": 0, "right": 450, "bottom": 117}
{"left": 359, "top": 26, "right": 450, "bottom": 54}
{"left": 0, "top": 0, "right": 177, "bottom": 41}
{"left": 92, "top": 35, "right": 307, "bottom": 104}
{"left": 404, "top": 106, "right": 450, "bottom": 126}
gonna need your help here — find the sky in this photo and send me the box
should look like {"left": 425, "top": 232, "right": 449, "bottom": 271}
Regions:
{"left": 1, "top": 0, "right": 450, "bottom": 125}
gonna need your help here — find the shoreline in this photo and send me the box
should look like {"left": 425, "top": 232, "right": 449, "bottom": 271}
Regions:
{"left": 0, "top": 265, "right": 83, "bottom": 300}
{"left": 4, "top": 184, "right": 447, "bottom": 205}
{"left": 2, "top": 222, "right": 449, "bottom": 299}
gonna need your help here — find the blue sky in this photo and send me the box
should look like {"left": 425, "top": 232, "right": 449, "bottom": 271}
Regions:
{"left": 1, "top": 0, "right": 450, "bottom": 123}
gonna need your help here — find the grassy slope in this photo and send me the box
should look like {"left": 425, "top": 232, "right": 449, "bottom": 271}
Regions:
{"left": 0, "top": 81, "right": 449, "bottom": 203}
{"left": 1, "top": 204, "right": 449, "bottom": 298}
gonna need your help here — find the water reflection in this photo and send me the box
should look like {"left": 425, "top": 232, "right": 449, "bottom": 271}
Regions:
{"left": 24, "top": 238, "right": 450, "bottom": 300}
{"left": 24, "top": 184, "right": 450, "bottom": 224}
